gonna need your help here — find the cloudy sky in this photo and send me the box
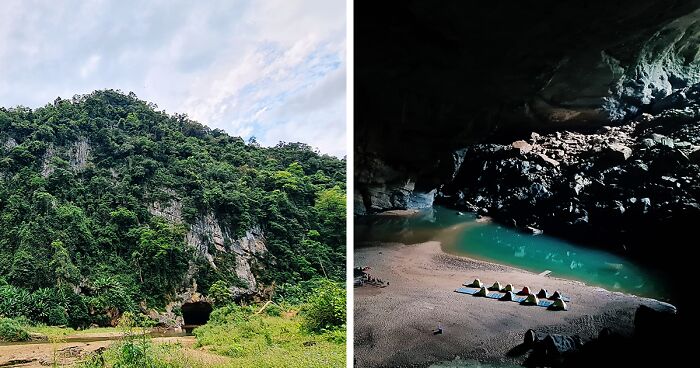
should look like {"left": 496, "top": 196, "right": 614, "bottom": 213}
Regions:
{"left": 0, "top": 0, "right": 346, "bottom": 156}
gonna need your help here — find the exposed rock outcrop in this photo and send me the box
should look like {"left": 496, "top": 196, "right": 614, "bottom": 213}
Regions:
{"left": 148, "top": 197, "right": 183, "bottom": 225}
{"left": 41, "top": 145, "right": 56, "bottom": 177}
{"left": 148, "top": 201, "right": 267, "bottom": 298}
{"left": 2, "top": 137, "right": 17, "bottom": 150}
{"left": 70, "top": 138, "right": 90, "bottom": 171}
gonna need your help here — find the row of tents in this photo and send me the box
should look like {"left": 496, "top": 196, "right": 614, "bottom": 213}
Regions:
{"left": 455, "top": 279, "right": 568, "bottom": 310}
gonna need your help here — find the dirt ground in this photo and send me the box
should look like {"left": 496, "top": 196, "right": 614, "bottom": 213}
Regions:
{"left": 0, "top": 334, "right": 229, "bottom": 367}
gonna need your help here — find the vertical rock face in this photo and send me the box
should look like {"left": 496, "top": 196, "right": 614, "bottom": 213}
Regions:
{"left": 34, "top": 139, "right": 90, "bottom": 177}
{"left": 185, "top": 213, "right": 266, "bottom": 296}
{"left": 70, "top": 138, "right": 90, "bottom": 170}
{"left": 148, "top": 200, "right": 267, "bottom": 297}
{"left": 148, "top": 194, "right": 183, "bottom": 225}
{"left": 41, "top": 145, "right": 56, "bottom": 177}
{"left": 228, "top": 227, "right": 266, "bottom": 293}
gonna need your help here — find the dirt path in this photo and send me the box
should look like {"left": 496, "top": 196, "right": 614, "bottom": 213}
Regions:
{"left": 0, "top": 334, "right": 228, "bottom": 367}
{"left": 354, "top": 241, "right": 671, "bottom": 368}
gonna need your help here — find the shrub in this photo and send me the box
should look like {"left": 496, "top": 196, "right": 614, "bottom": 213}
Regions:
{"left": 206, "top": 304, "right": 250, "bottom": 326}
{"left": 64, "top": 291, "right": 91, "bottom": 329}
{"left": 0, "top": 285, "right": 31, "bottom": 319}
{"left": 265, "top": 303, "right": 282, "bottom": 317}
{"left": 208, "top": 280, "right": 232, "bottom": 307}
{"left": 27, "top": 287, "right": 61, "bottom": 323}
{"left": 0, "top": 318, "right": 30, "bottom": 342}
{"left": 47, "top": 305, "right": 69, "bottom": 326}
{"left": 274, "top": 278, "right": 328, "bottom": 305}
{"left": 301, "top": 279, "right": 346, "bottom": 333}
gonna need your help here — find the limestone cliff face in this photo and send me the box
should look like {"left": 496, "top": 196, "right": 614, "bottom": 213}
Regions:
{"left": 185, "top": 213, "right": 266, "bottom": 294}
{"left": 1, "top": 137, "right": 92, "bottom": 178}
{"left": 355, "top": 0, "right": 700, "bottom": 214}
{"left": 70, "top": 138, "right": 90, "bottom": 171}
{"left": 148, "top": 198, "right": 267, "bottom": 298}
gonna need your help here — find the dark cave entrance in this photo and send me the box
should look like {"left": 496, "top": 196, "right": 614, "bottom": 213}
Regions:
{"left": 181, "top": 301, "right": 213, "bottom": 333}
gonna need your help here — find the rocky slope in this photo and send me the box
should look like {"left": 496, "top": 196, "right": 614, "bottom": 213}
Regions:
{"left": 440, "top": 108, "right": 700, "bottom": 253}
{"left": 355, "top": 1, "right": 700, "bottom": 214}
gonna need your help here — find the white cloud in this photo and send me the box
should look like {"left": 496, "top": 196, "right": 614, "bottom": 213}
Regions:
{"left": 80, "top": 55, "right": 101, "bottom": 78}
{"left": 0, "top": 0, "right": 346, "bottom": 157}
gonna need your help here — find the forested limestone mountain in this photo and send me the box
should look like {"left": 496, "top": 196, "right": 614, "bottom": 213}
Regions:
{"left": 0, "top": 90, "right": 345, "bottom": 327}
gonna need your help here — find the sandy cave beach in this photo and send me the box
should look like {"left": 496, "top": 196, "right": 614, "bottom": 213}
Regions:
{"left": 354, "top": 240, "right": 670, "bottom": 368}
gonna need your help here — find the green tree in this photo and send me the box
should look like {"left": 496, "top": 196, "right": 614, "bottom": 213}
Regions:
{"left": 50, "top": 240, "right": 81, "bottom": 288}
{"left": 208, "top": 280, "right": 232, "bottom": 307}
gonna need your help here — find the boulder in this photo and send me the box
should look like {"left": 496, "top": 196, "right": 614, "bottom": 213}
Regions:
{"left": 689, "top": 146, "right": 700, "bottom": 163}
{"left": 641, "top": 138, "right": 656, "bottom": 148}
{"left": 535, "top": 153, "right": 560, "bottom": 167}
{"left": 512, "top": 140, "right": 533, "bottom": 154}
{"left": 605, "top": 143, "right": 633, "bottom": 161}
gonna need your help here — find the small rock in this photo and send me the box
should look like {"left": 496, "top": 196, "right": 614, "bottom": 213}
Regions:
{"left": 640, "top": 198, "right": 651, "bottom": 213}
{"left": 638, "top": 113, "right": 654, "bottom": 123}
{"left": 661, "top": 176, "right": 678, "bottom": 184}
{"left": 526, "top": 226, "right": 543, "bottom": 235}
{"left": 530, "top": 182, "right": 550, "bottom": 199}
{"left": 612, "top": 200, "right": 625, "bottom": 214}
{"left": 572, "top": 174, "right": 591, "bottom": 195}
{"left": 641, "top": 138, "right": 656, "bottom": 148}
{"left": 651, "top": 133, "right": 674, "bottom": 148}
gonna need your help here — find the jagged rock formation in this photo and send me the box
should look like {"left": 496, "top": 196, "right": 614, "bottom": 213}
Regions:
{"left": 355, "top": 0, "right": 700, "bottom": 214}
{"left": 70, "top": 138, "right": 90, "bottom": 171}
{"left": 439, "top": 113, "right": 700, "bottom": 255}
{"left": 148, "top": 199, "right": 267, "bottom": 298}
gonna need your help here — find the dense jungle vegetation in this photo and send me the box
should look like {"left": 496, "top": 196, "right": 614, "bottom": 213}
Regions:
{"left": 0, "top": 90, "right": 346, "bottom": 328}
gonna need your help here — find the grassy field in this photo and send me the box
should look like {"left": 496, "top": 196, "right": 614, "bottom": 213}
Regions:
{"left": 73, "top": 304, "right": 346, "bottom": 368}
{"left": 3, "top": 281, "right": 346, "bottom": 367}
{"left": 28, "top": 325, "right": 123, "bottom": 338}
{"left": 191, "top": 312, "right": 345, "bottom": 368}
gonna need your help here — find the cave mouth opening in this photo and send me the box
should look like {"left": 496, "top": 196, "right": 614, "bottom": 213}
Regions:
{"left": 181, "top": 301, "right": 213, "bottom": 332}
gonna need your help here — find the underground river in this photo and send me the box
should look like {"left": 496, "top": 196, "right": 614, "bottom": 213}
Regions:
{"left": 355, "top": 206, "right": 666, "bottom": 298}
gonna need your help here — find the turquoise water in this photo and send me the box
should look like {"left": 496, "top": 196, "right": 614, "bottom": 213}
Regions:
{"left": 356, "top": 206, "right": 664, "bottom": 298}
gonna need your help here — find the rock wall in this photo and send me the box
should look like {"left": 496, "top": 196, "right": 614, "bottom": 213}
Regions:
{"left": 148, "top": 199, "right": 267, "bottom": 298}
{"left": 70, "top": 138, "right": 90, "bottom": 171}
{"left": 40, "top": 145, "right": 56, "bottom": 177}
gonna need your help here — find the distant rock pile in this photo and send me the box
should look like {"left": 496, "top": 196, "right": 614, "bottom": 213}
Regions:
{"left": 439, "top": 86, "right": 700, "bottom": 259}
